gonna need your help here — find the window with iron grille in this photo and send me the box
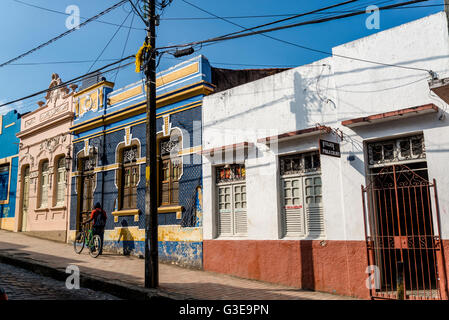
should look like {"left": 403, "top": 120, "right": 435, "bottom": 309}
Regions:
{"left": 0, "top": 163, "right": 9, "bottom": 201}
{"left": 120, "top": 146, "right": 139, "bottom": 210}
{"left": 55, "top": 157, "right": 66, "bottom": 206}
{"left": 280, "top": 151, "right": 324, "bottom": 238}
{"left": 216, "top": 164, "right": 247, "bottom": 236}
{"left": 159, "top": 138, "right": 181, "bottom": 206}
{"left": 39, "top": 160, "right": 49, "bottom": 208}
{"left": 367, "top": 134, "right": 425, "bottom": 167}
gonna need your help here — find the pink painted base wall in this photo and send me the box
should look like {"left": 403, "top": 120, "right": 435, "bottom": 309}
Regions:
{"left": 203, "top": 240, "right": 371, "bottom": 299}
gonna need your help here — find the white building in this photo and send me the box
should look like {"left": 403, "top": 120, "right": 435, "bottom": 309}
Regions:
{"left": 201, "top": 12, "right": 449, "bottom": 300}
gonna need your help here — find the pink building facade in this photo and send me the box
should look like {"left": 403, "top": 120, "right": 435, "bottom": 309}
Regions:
{"left": 14, "top": 74, "right": 77, "bottom": 242}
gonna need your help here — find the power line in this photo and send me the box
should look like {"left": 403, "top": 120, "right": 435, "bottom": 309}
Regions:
{"left": 0, "top": 0, "right": 129, "bottom": 68}
{"left": 161, "top": 3, "right": 442, "bottom": 20}
{"left": 179, "top": 0, "right": 379, "bottom": 60}
{"left": 87, "top": 8, "right": 133, "bottom": 72}
{"left": 11, "top": 0, "right": 146, "bottom": 31}
{"left": 182, "top": 0, "right": 359, "bottom": 39}
{"left": 0, "top": 56, "right": 135, "bottom": 108}
{"left": 161, "top": 0, "right": 434, "bottom": 74}
{"left": 164, "top": 0, "right": 429, "bottom": 48}
{"left": 9, "top": 59, "right": 123, "bottom": 66}
{"left": 114, "top": 12, "right": 136, "bottom": 83}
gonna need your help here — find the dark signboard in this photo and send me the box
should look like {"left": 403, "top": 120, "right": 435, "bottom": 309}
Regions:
{"left": 319, "top": 139, "right": 341, "bottom": 158}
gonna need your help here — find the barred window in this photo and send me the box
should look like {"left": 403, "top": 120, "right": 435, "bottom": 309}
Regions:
{"left": 367, "top": 135, "right": 425, "bottom": 167}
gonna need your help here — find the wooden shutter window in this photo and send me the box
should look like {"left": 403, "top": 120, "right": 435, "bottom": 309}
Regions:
{"left": 121, "top": 146, "right": 138, "bottom": 210}
{"left": 215, "top": 164, "right": 247, "bottom": 237}
{"left": 280, "top": 152, "right": 324, "bottom": 238}
{"left": 55, "top": 157, "right": 66, "bottom": 206}
{"left": 39, "top": 161, "right": 49, "bottom": 208}
{"left": 159, "top": 138, "right": 181, "bottom": 206}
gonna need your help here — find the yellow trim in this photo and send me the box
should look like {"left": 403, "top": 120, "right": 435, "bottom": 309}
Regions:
{"left": 158, "top": 205, "right": 183, "bottom": 214}
{"left": 71, "top": 100, "right": 202, "bottom": 142}
{"left": 108, "top": 85, "right": 143, "bottom": 106}
{"left": 4, "top": 122, "right": 15, "bottom": 129}
{"left": 156, "top": 62, "right": 199, "bottom": 87}
{"left": 178, "top": 145, "right": 202, "bottom": 156}
{"left": 112, "top": 209, "right": 140, "bottom": 216}
{"left": 71, "top": 81, "right": 212, "bottom": 134}
{"left": 0, "top": 217, "right": 15, "bottom": 231}
{"left": 94, "top": 163, "right": 120, "bottom": 173}
{"left": 74, "top": 80, "right": 114, "bottom": 98}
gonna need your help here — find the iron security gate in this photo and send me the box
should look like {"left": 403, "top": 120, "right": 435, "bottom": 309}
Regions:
{"left": 362, "top": 164, "right": 448, "bottom": 300}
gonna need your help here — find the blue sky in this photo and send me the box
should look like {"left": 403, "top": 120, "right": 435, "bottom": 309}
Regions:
{"left": 0, "top": 0, "right": 444, "bottom": 115}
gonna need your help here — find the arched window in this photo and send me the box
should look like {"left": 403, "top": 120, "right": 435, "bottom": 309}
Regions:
{"left": 55, "top": 157, "right": 66, "bottom": 206}
{"left": 120, "top": 146, "right": 139, "bottom": 210}
{"left": 39, "top": 160, "right": 49, "bottom": 208}
{"left": 159, "top": 138, "right": 181, "bottom": 206}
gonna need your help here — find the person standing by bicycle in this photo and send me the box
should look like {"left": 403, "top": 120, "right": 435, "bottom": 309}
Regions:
{"left": 82, "top": 202, "right": 107, "bottom": 255}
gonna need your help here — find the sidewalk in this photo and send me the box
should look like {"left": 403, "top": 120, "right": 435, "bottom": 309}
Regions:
{"left": 0, "top": 230, "right": 356, "bottom": 300}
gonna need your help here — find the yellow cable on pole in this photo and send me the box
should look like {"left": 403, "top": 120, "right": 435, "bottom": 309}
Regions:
{"left": 135, "top": 41, "right": 152, "bottom": 73}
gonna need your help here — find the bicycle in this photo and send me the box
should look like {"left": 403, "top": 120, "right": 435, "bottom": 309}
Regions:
{"left": 73, "top": 222, "right": 102, "bottom": 258}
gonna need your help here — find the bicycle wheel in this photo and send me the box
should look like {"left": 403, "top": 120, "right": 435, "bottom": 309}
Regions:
{"left": 89, "top": 235, "right": 102, "bottom": 258}
{"left": 74, "top": 232, "right": 85, "bottom": 254}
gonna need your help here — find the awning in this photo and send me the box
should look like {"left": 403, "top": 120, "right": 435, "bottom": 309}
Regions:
{"left": 257, "top": 125, "right": 332, "bottom": 144}
{"left": 429, "top": 78, "right": 449, "bottom": 104}
{"left": 200, "top": 142, "right": 254, "bottom": 155}
{"left": 341, "top": 104, "right": 439, "bottom": 128}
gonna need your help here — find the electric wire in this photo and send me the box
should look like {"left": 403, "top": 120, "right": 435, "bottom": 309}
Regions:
{"left": 0, "top": 56, "right": 135, "bottom": 108}
{"left": 160, "top": 0, "right": 434, "bottom": 74}
{"left": 160, "top": 3, "right": 442, "bottom": 20}
{"left": 0, "top": 0, "right": 129, "bottom": 68}
{"left": 11, "top": 0, "right": 145, "bottom": 30}
{"left": 114, "top": 12, "right": 136, "bottom": 83}
{"left": 87, "top": 8, "right": 133, "bottom": 72}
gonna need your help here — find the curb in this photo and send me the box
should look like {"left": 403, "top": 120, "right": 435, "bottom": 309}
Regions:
{"left": 0, "top": 252, "right": 193, "bottom": 300}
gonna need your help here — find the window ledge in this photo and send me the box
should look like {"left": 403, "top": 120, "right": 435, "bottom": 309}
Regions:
{"left": 158, "top": 205, "right": 183, "bottom": 214}
{"left": 35, "top": 207, "right": 49, "bottom": 212}
{"left": 50, "top": 205, "right": 66, "bottom": 211}
{"left": 112, "top": 209, "right": 140, "bottom": 216}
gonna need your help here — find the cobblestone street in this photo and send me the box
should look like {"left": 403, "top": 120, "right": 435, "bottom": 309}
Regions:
{"left": 0, "top": 263, "right": 120, "bottom": 300}
{"left": 0, "top": 231, "right": 356, "bottom": 300}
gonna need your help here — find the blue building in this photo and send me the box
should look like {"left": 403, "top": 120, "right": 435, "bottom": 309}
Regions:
{"left": 0, "top": 110, "right": 22, "bottom": 231}
{"left": 68, "top": 56, "right": 212, "bottom": 268}
{"left": 68, "top": 55, "right": 282, "bottom": 268}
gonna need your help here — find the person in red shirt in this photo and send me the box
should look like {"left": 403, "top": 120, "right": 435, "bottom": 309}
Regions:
{"left": 0, "top": 287, "right": 8, "bottom": 300}
{"left": 83, "top": 202, "right": 107, "bottom": 255}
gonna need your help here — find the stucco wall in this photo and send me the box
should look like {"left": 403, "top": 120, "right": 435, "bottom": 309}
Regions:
{"left": 201, "top": 12, "right": 449, "bottom": 297}
{"left": 202, "top": 11, "right": 449, "bottom": 242}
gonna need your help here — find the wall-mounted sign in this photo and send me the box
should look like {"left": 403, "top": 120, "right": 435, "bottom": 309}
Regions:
{"left": 319, "top": 139, "right": 341, "bottom": 158}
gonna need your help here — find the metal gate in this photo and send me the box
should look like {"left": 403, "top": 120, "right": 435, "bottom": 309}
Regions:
{"left": 361, "top": 164, "right": 448, "bottom": 300}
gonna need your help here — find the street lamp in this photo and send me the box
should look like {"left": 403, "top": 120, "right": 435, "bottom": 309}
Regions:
{"left": 65, "top": 151, "right": 72, "bottom": 172}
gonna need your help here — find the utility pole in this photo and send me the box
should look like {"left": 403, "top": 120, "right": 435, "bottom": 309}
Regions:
{"left": 144, "top": 0, "right": 158, "bottom": 288}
